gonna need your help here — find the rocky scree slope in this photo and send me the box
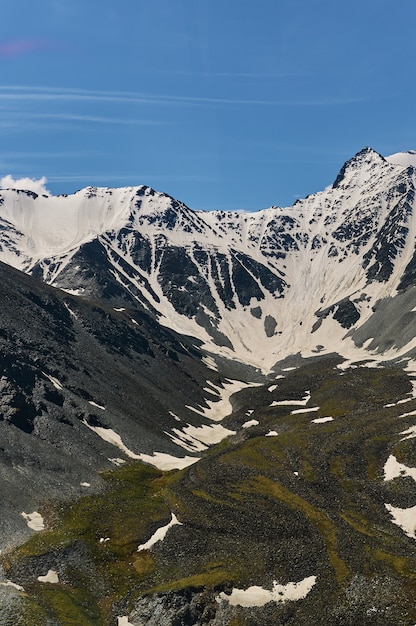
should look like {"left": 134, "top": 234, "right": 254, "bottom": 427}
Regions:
{"left": 0, "top": 260, "right": 252, "bottom": 553}
{"left": 1, "top": 148, "right": 416, "bottom": 624}
{"left": 2, "top": 358, "right": 416, "bottom": 625}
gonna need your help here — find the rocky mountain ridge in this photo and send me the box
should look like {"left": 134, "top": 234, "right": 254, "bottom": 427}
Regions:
{"left": 1, "top": 148, "right": 416, "bottom": 624}
{"left": 1, "top": 148, "right": 416, "bottom": 371}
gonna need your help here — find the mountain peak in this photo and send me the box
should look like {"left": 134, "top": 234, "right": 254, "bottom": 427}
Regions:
{"left": 332, "top": 147, "right": 385, "bottom": 189}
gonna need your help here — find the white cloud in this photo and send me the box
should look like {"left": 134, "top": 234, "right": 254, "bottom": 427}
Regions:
{"left": 0, "top": 174, "right": 50, "bottom": 195}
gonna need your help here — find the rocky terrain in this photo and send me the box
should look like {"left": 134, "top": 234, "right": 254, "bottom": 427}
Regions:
{"left": 0, "top": 148, "right": 415, "bottom": 624}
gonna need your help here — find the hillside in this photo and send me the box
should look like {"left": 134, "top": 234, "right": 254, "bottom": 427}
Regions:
{"left": 0, "top": 148, "right": 415, "bottom": 624}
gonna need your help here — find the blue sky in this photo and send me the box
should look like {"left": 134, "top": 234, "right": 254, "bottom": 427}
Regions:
{"left": 0, "top": 0, "right": 416, "bottom": 211}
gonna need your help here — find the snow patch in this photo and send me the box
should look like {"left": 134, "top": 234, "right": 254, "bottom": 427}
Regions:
{"left": 201, "top": 355, "right": 218, "bottom": 371}
{"left": 242, "top": 419, "right": 259, "bottom": 428}
{"left": 137, "top": 452, "right": 199, "bottom": 471}
{"left": 384, "top": 455, "right": 416, "bottom": 481}
{"left": 185, "top": 379, "right": 253, "bottom": 422}
{"left": 291, "top": 406, "right": 320, "bottom": 415}
{"left": 88, "top": 400, "right": 106, "bottom": 410}
{"left": 169, "top": 423, "right": 236, "bottom": 452}
{"left": 60, "top": 288, "right": 84, "bottom": 296}
{"left": 265, "top": 430, "right": 278, "bottom": 436}
{"left": 21, "top": 511, "right": 44, "bottom": 531}
{"left": 137, "top": 513, "right": 182, "bottom": 551}
{"left": 385, "top": 503, "right": 416, "bottom": 539}
{"left": 216, "top": 575, "right": 317, "bottom": 607}
{"left": 0, "top": 580, "right": 24, "bottom": 591}
{"left": 84, "top": 421, "right": 199, "bottom": 470}
{"left": 109, "top": 458, "right": 126, "bottom": 466}
{"left": 84, "top": 422, "right": 139, "bottom": 457}
{"left": 400, "top": 423, "right": 416, "bottom": 440}
{"left": 270, "top": 391, "right": 311, "bottom": 407}
{"left": 384, "top": 398, "right": 412, "bottom": 408}
{"left": 37, "top": 570, "right": 59, "bottom": 584}
{"left": 43, "top": 372, "right": 63, "bottom": 391}
{"left": 311, "top": 416, "right": 333, "bottom": 424}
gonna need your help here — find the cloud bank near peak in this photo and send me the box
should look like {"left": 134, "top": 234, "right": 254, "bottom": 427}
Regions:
{"left": 0, "top": 175, "right": 51, "bottom": 195}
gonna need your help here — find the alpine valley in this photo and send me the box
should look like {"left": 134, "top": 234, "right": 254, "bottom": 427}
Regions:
{"left": 0, "top": 147, "right": 416, "bottom": 625}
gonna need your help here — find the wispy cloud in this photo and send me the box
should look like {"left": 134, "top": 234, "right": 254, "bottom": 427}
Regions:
{"left": 0, "top": 151, "right": 102, "bottom": 160}
{"left": 176, "top": 70, "right": 309, "bottom": 79}
{"left": 46, "top": 173, "right": 213, "bottom": 184}
{"left": 0, "top": 85, "right": 365, "bottom": 108}
{"left": 0, "top": 110, "right": 168, "bottom": 126}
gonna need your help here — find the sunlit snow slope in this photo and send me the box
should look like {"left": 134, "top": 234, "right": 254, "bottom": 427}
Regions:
{"left": 2, "top": 147, "right": 416, "bottom": 370}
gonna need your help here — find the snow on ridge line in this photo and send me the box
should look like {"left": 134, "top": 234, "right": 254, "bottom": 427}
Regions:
{"left": 385, "top": 151, "right": 416, "bottom": 167}
{"left": 0, "top": 185, "right": 146, "bottom": 261}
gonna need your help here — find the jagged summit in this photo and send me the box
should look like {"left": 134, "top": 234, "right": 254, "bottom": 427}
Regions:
{"left": 2, "top": 149, "right": 416, "bottom": 625}
{"left": 332, "top": 147, "right": 385, "bottom": 188}
{"left": 1, "top": 147, "right": 416, "bottom": 370}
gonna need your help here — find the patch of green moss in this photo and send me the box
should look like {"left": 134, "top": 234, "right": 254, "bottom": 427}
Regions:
{"left": 3, "top": 363, "right": 416, "bottom": 624}
{"left": 249, "top": 475, "right": 350, "bottom": 584}
{"left": 371, "top": 548, "right": 416, "bottom": 579}
{"left": 148, "top": 561, "right": 236, "bottom": 594}
{"left": 38, "top": 587, "right": 103, "bottom": 626}
{"left": 339, "top": 510, "right": 378, "bottom": 538}
{"left": 3, "top": 461, "right": 180, "bottom": 624}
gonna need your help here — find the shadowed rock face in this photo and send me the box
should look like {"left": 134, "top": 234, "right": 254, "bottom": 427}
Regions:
{"left": 0, "top": 260, "right": 259, "bottom": 551}
{"left": 1, "top": 150, "right": 416, "bottom": 624}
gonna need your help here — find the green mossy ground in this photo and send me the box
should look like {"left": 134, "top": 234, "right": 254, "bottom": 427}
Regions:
{"left": 2, "top": 360, "right": 416, "bottom": 624}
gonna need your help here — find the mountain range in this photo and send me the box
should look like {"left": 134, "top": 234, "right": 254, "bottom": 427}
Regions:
{"left": 0, "top": 147, "right": 416, "bottom": 625}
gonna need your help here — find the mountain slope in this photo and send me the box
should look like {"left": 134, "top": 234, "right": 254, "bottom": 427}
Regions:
{"left": 1, "top": 148, "right": 416, "bottom": 624}
{"left": 3, "top": 358, "right": 416, "bottom": 625}
{"left": 0, "top": 260, "right": 258, "bottom": 553}
{"left": 2, "top": 148, "right": 416, "bottom": 371}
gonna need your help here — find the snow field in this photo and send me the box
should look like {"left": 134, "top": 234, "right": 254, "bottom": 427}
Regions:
{"left": 216, "top": 576, "right": 317, "bottom": 607}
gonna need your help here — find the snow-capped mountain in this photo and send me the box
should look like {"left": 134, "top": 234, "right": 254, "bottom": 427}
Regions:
{"left": 2, "top": 148, "right": 416, "bottom": 625}
{"left": 1, "top": 147, "right": 416, "bottom": 371}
